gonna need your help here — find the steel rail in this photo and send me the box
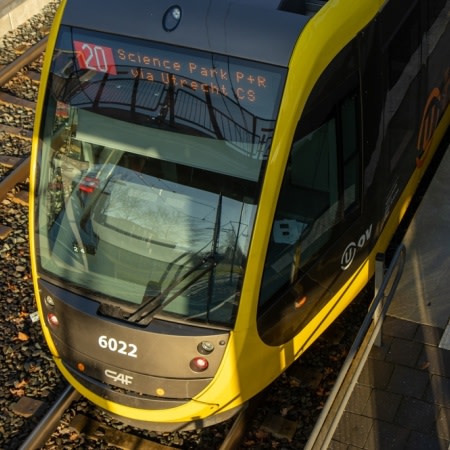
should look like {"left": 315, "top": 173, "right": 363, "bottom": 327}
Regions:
{"left": 18, "top": 385, "right": 81, "bottom": 450}
{"left": 0, "top": 37, "right": 47, "bottom": 201}
{"left": 0, "top": 156, "right": 30, "bottom": 202}
{"left": 0, "top": 35, "right": 48, "bottom": 86}
{"left": 218, "top": 395, "right": 263, "bottom": 450}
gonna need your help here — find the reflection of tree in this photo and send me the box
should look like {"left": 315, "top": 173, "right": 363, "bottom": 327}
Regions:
{"left": 222, "top": 227, "right": 244, "bottom": 268}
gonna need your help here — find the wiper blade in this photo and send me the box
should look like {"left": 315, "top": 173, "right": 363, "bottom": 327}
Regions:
{"left": 128, "top": 193, "right": 223, "bottom": 325}
{"left": 127, "top": 256, "right": 216, "bottom": 324}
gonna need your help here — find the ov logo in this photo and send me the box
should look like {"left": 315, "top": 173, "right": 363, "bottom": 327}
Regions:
{"left": 341, "top": 242, "right": 357, "bottom": 270}
{"left": 341, "top": 224, "right": 373, "bottom": 270}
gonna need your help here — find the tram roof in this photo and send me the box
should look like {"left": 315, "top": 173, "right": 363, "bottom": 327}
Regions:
{"left": 61, "top": 0, "right": 312, "bottom": 67}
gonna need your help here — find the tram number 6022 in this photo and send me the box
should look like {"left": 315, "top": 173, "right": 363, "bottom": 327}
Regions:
{"left": 98, "top": 335, "right": 138, "bottom": 358}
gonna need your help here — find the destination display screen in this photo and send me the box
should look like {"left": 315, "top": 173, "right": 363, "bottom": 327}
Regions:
{"left": 67, "top": 29, "right": 285, "bottom": 119}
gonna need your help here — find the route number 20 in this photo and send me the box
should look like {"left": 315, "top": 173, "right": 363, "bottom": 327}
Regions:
{"left": 73, "top": 40, "right": 117, "bottom": 75}
{"left": 98, "top": 335, "right": 138, "bottom": 358}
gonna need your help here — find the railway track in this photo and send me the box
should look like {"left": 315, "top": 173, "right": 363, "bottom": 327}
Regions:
{"left": 0, "top": 37, "right": 47, "bottom": 210}
{"left": 18, "top": 385, "right": 258, "bottom": 450}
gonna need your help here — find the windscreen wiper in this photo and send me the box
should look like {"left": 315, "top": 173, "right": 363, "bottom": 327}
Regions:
{"left": 128, "top": 193, "right": 223, "bottom": 326}
{"left": 127, "top": 256, "right": 216, "bottom": 325}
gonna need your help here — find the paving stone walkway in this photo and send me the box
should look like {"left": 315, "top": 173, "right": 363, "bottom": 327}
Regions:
{"left": 330, "top": 316, "right": 450, "bottom": 449}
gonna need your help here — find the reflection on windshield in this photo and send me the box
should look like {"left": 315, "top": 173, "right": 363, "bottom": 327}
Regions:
{"left": 50, "top": 25, "right": 284, "bottom": 162}
{"left": 35, "top": 27, "right": 285, "bottom": 328}
{"left": 37, "top": 101, "right": 257, "bottom": 327}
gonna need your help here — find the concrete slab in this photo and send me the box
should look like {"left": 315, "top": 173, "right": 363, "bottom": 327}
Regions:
{"left": 260, "top": 414, "right": 298, "bottom": 441}
{"left": 328, "top": 142, "right": 450, "bottom": 450}
{"left": 11, "top": 396, "right": 44, "bottom": 417}
{"left": 389, "top": 147, "right": 450, "bottom": 329}
{"left": 0, "top": 0, "right": 52, "bottom": 37}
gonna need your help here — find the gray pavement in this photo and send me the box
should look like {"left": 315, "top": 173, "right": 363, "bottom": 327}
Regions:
{"left": 0, "top": 0, "right": 52, "bottom": 37}
{"left": 330, "top": 146, "right": 450, "bottom": 449}
{"left": 389, "top": 149, "right": 450, "bottom": 330}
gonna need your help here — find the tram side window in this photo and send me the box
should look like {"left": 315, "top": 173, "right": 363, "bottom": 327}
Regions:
{"left": 386, "top": 2, "right": 421, "bottom": 171}
{"left": 341, "top": 96, "right": 359, "bottom": 211}
{"left": 387, "top": 3, "right": 421, "bottom": 90}
{"left": 427, "top": 0, "right": 447, "bottom": 29}
{"left": 259, "top": 94, "right": 360, "bottom": 307}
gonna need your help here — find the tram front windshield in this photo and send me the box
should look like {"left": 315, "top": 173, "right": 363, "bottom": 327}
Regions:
{"left": 35, "top": 26, "right": 285, "bottom": 327}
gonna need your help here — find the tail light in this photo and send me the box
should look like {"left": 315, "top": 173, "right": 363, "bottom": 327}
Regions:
{"left": 190, "top": 357, "right": 209, "bottom": 372}
{"left": 47, "top": 313, "right": 59, "bottom": 328}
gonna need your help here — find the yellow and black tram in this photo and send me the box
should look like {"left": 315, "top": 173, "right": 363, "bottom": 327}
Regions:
{"left": 29, "top": 0, "right": 449, "bottom": 430}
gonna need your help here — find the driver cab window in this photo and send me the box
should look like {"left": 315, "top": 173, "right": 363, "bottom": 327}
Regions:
{"left": 259, "top": 94, "right": 360, "bottom": 308}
